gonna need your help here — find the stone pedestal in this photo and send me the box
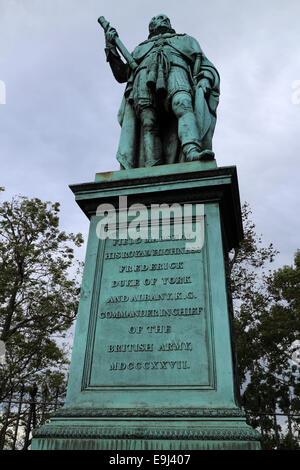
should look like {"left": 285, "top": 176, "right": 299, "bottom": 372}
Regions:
{"left": 32, "top": 161, "right": 261, "bottom": 450}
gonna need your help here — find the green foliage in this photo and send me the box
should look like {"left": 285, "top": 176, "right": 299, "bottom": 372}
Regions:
{"left": 0, "top": 195, "right": 83, "bottom": 399}
{"left": 230, "top": 203, "right": 300, "bottom": 449}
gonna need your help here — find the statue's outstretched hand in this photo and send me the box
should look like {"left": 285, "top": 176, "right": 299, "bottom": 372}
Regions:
{"left": 105, "top": 26, "right": 118, "bottom": 47}
{"left": 197, "top": 78, "right": 211, "bottom": 94}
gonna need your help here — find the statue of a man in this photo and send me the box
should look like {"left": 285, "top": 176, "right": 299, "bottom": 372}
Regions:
{"left": 104, "top": 14, "right": 220, "bottom": 169}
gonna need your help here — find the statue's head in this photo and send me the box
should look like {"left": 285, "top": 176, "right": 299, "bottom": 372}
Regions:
{"left": 148, "top": 14, "right": 175, "bottom": 38}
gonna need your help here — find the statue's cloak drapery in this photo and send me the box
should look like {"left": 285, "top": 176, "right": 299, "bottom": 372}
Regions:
{"left": 115, "top": 33, "right": 220, "bottom": 169}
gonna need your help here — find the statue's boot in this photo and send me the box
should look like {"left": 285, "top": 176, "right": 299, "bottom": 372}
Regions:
{"left": 183, "top": 144, "right": 203, "bottom": 162}
{"left": 178, "top": 112, "right": 215, "bottom": 161}
{"left": 178, "top": 112, "right": 202, "bottom": 161}
{"left": 198, "top": 149, "right": 215, "bottom": 160}
{"left": 184, "top": 145, "right": 215, "bottom": 161}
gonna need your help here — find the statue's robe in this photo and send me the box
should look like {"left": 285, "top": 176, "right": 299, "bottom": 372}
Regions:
{"left": 106, "top": 32, "right": 220, "bottom": 169}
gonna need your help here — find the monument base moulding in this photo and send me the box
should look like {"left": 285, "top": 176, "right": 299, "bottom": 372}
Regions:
{"left": 31, "top": 161, "right": 261, "bottom": 450}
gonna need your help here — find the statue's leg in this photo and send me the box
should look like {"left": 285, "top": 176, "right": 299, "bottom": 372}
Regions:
{"left": 171, "top": 92, "right": 201, "bottom": 160}
{"left": 139, "top": 107, "right": 163, "bottom": 167}
{"left": 171, "top": 91, "right": 212, "bottom": 162}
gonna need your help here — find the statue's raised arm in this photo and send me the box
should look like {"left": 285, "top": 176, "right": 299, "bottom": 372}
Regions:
{"left": 99, "top": 14, "right": 220, "bottom": 169}
{"left": 98, "top": 16, "right": 138, "bottom": 74}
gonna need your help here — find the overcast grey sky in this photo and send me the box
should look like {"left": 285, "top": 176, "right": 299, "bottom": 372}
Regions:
{"left": 0, "top": 0, "right": 299, "bottom": 269}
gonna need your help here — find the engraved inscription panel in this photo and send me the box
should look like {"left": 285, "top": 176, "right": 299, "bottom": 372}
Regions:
{"left": 87, "top": 227, "right": 213, "bottom": 388}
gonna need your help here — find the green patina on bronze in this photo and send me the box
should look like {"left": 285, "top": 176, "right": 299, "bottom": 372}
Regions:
{"left": 100, "top": 14, "right": 220, "bottom": 168}
{"left": 31, "top": 16, "right": 260, "bottom": 451}
{"left": 31, "top": 164, "right": 261, "bottom": 450}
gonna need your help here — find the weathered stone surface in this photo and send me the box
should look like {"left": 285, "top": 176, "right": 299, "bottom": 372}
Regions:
{"left": 31, "top": 163, "right": 260, "bottom": 450}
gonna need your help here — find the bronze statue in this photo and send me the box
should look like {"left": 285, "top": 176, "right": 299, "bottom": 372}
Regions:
{"left": 99, "top": 14, "right": 220, "bottom": 169}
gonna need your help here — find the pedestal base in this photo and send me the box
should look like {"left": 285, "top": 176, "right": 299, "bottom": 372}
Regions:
{"left": 32, "top": 412, "right": 261, "bottom": 450}
{"left": 32, "top": 163, "right": 260, "bottom": 451}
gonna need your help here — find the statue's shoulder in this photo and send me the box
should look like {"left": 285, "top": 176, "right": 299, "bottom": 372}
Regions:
{"left": 132, "top": 33, "right": 183, "bottom": 59}
{"left": 137, "top": 32, "right": 186, "bottom": 47}
{"left": 132, "top": 33, "right": 199, "bottom": 60}
{"left": 170, "top": 34, "right": 202, "bottom": 53}
{"left": 167, "top": 33, "right": 196, "bottom": 44}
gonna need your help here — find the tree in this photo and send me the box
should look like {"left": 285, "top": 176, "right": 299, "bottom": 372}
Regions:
{"left": 0, "top": 195, "right": 83, "bottom": 446}
{"left": 230, "top": 203, "right": 300, "bottom": 449}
